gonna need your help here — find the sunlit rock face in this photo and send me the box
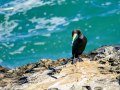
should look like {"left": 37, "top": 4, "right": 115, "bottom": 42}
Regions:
{"left": 1, "top": 45, "right": 120, "bottom": 90}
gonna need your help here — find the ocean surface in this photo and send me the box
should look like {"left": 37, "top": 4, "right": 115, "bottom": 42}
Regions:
{"left": 0, "top": 0, "right": 120, "bottom": 69}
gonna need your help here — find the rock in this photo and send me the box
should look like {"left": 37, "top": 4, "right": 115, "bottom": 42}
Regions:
{"left": 0, "top": 58, "right": 70, "bottom": 88}
{"left": 83, "top": 45, "right": 120, "bottom": 59}
{"left": 17, "top": 76, "right": 28, "bottom": 84}
{"left": 32, "top": 67, "right": 46, "bottom": 71}
{"left": 82, "top": 86, "right": 92, "bottom": 90}
{"left": 17, "top": 63, "right": 37, "bottom": 73}
{"left": 7, "top": 69, "right": 14, "bottom": 73}
{"left": 116, "top": 75, "right": 120, "bottom": 85}
{"left": 51, "top": 73, "right": 66, "bottom": 79}
{"left": 52, "top": 58, "right": 69, "bottom": 68}
{"left": 44, "top": 88, "right": 59, "bottom": 90}
{"left": 36, "top": 59, "right": 53, "bottom": 69}
{"left": 0, "top": 81, "right": 7, "bottom": 87}
{"left": 91, "top": 46, "right": 120, "bottom": 74}
{"left": 0, "top": 65, "right": 10, "bottom": 73}
{"left": 52, "top": 65, "right": 66, "bottom": 74}
{"left": 0, "top": 73, "right": 4, "bottom": 79}
{"left": 82, "top": 45, "right": 109, "bottom": 58}
{"left": 36, "top": 58, "right": 69, "bottom": 69}
{"left": 116, "top": 75, "right": 120, "bottom": 80}
{"left": 102, "top": 46, "right": 116, "bottom": 56}
{"left": 1, "top": 45, "right": 120, "bottom": 90}
{"left": 94, "top": 87, "right": 103, "bottom": 90}
{"left": 81, "top": 53, "right": 89, "bottom": 58}
{"left": 42, "top": 70, "right": 53, "bottom": 75}
{"left": 97, "top": 65, "right": 111, "bottom": 74}
{"left": 69, "top": 85, "right": 75, "bottom": 90}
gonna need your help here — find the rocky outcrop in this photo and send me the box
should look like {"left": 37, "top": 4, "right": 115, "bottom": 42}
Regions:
{"left": 0, "top": 45, "right": 120, "bottom": 90}
{"left": 0, "top": 58, "right": 70, "bottom": 88}
{"left": 0, "top": 65, "right": 10, "bottom": 73}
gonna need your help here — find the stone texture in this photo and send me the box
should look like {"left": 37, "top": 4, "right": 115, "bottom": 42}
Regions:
{"left": 0, "top": 65, "right": 10, "bottom": 73}
{"left": 82, "top": 86, "right": 92, "bottom": 90}
{"left": 0, "top": 45, "right": 120, "bottom": 90}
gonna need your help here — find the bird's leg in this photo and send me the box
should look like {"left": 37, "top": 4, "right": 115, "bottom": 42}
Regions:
{"left": 72, "top": 54, "right": 83, "bottom": 64}
{"left": 78, "top": 55, "right": 83, "bottom": 62}
{"left": 74, "top": 54, "right": 75, "bottom": 59}
{"left": 72, "top": 54, "right": 76, "bottom": 64}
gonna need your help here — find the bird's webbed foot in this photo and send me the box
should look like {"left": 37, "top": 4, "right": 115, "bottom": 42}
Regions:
{"left": 72, "top": 57, "right": 83, "bottom": 64}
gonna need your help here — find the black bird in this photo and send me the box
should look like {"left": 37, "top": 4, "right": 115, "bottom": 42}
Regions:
{"left": 72, "top": 29, "right": 87, "bottom": 63}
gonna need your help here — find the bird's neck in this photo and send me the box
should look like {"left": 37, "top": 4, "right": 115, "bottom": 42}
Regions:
{"left": 78, "top": 34, "right": 84, "bottom": 39}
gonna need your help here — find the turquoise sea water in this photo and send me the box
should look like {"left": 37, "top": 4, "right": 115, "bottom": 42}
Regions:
{"left": 0, "top": 0, "right": 120, "bottom": 68}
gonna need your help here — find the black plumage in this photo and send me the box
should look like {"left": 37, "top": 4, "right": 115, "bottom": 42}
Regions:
{"left": 72, "top": 29, "right": 87, "bottom": 59}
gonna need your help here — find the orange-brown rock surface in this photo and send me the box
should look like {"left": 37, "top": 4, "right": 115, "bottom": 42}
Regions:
{"left": 0, "top": 45, "right": 120, "bottom": 90}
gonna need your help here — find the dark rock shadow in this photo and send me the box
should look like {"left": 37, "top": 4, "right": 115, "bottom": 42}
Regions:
{"left": 82, "top": 86, "right": 92, "bottom": 90}
{"left": 18, "top": 77, "right": 28, "bottom": 85}
{"left": 47, "top": 68, "right": 54, "bottom": 76}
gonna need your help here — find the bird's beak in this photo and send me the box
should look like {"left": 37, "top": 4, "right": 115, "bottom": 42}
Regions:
{"left": 72, "top": 33, "right": 77, "bottom": 43}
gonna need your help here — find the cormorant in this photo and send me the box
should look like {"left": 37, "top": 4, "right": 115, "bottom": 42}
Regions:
{"left": 72, "top": 29, "right": 87, "bottom": 63}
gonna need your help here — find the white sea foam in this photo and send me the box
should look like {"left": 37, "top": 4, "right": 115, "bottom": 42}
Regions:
{"left": 18, "top": 27, "right": 22, "bottom": 30}
{"left": 99, "top": 9, "right": 117, "bottom": 17}
{"left": 9, "top": 43, "right": 14, "bottom": 47}
{"left": 101, "top": 4, "right": 105, "bottom": 6}
{"left": 44, "top": 12, "right": 47, "bottom": 15}
{"left": 29, "top": 17, "right": 66, "bottom": 31}
{"left": 34, "top": 42, "right": 45, "bottom": 45}
{"left": 2, "top": 43, "right": 9, "bottom": 47}
{"left": 56, "top": 28, "right": 60, "bottom": 30}
{"left": 89, "top": 25, "right": 92, "bottom": 28}
{"left": 105, "top": 2, "right": 111, "bottom": 5}
{"left": 0, "top": 15, "right": 18, "bottom": 41}
{"left": 9, "top": 46, "right": 26, "bottom": 55}
{"left": 0, "top": 0, "right": 66, "bottom": 15}
{"left": 85, "top": 1, "right": 89, "bottom": 3}
{"left": 71, "top": 18, "right": 79, "bottom": 21}
{"left": 63, "top": 22, "right": 70, "bottom": 26}
{"left": 42, "top": 33, "right": 51, "bottom": 37}
{"left": 0, "top": 0, "right": 49, "bottom": 15}
{"left": 71, "top": 1, "right": 76, "bottom": 3}
{"left": 71, "top": 17, "right": 83, "bottom": 22}
{"left": 77, "top": 14, "right": 81, "bottom": 17}
{"left": 28, "top": 29, "right": 35, "bottom": 32}
{"left": 2, "top": 7, "right": 14, "bottom": 10}
{"left": 96, "top": 37, "right": 100, "bottom": 39}
{"left": 2, "top": 43, "right": 14, "bottom": 48}
{"left": 84, "top": 29, "right": 88, "bottom": 31}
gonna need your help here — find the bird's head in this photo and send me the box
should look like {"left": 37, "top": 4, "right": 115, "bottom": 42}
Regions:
{"left": 72, "top": 29, "right": 82, "bottom": 43}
